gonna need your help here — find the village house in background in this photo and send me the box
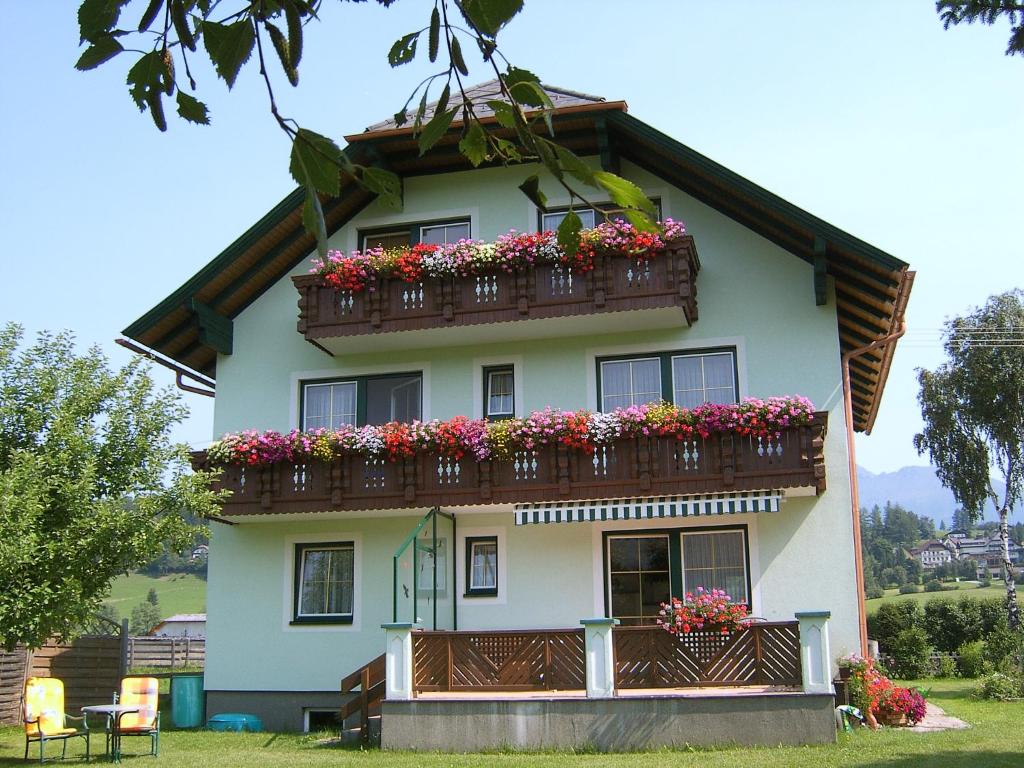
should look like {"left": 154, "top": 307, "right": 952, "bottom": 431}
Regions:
{"left": 149, "top": 614, "right": 207, "bottom": 638}
{"left": 121, "top": 83, "right": 913, "bottom": 749}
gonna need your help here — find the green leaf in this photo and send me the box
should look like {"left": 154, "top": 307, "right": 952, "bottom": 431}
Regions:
{"left": 487, "top": 100, "right": 518, "bottom": 130}
{"left": 557, "top": 210, "right": 582, "bottom": 257}
{"left": 361, "top": 167, "right": 403, "bottom": 210}
{"left": 415, "top": 88, "right": 429, "bottom": 130}
{"left": 75, "top": 36, "right": 124, "bottom": 71}
{"left": 388, "top": 31, "right": 420, "bottom": 67}
{"left": 459, "top": 121, "right": 488, "bottom": 167}
{"left": 290, "top": 128, "right": 343, "bottom": 196}
{"left": 266, "top": 22, "right": 298, "bottom": 86}
{"left": 302, "top": 187, "right": 328, "bottom": 256}
{"left": 492, "top": 137, "right": 521, "bottom": 162}
{"left": 393, "top": 109, "right": 408, "bottom": 127}
{"left": 126, "top": 50, "right": 165, "bottom": 109}
{"left": 283, "top": 0, "right": 303, "bottom": 68}
{"left": 450, "top": 35, "right": 469, "bottom": 76}
{"left": 594, "top": 171, "right": 657, "bottom": 217}
{"left": 460, "top": 0, "right": 523, "bottom": 37}
{"left": 535, "top": 139, "right": 560, "bottom": 180}
{"left": 175, "top": 91, "right": 209, "bottom": 124}
{"left": 505, "top": 67, "right": 549, "bottom": 108}
{"left": 202, "top": 19, "right": 255, "bottom": 89}
{"left": 436, "top": 83, "right": 451, "bottom": 116}
{"left": 622, "top": 209, "right": 658, "bottom": 232}
{"left": 417, "top": 107, "right": 458, "bottom": 156}
{"left": 78, "top": 0, "right": 125, "bottom": 43}
{"left": 428, "top": 6, "right": 440, "bottom": 62}
{"left": 136, "top": 0, "right": 163, "bottom": 33}
{"left": 170, "top": 0, "right": 196, "bottom": 52}
{"left": 518, "top": 174, "right": 547, "bottom": 211}
{"left": 555, "top": 145, "right": 597, "bottom": 188}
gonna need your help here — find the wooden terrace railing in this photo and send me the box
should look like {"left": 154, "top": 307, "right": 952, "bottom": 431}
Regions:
{"left": 193, "top": 414, "right": 826, "bottom": 517}
{"left": 293, "top": 240, "right": 699, "bottom": 342}
{"left": 411, "top": 629, "right": 586, "bottom": 693}
{"left": 613, "top": 622, "right": 803, "bottom": 689}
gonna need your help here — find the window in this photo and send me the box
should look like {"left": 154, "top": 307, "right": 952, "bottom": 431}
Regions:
{"left": 465, "top": 537, "right": 498, "bottom": 596}
{"left": 484, "top": 366, "right": 514, "bottom": 419}
{"left": 597, "top": 349, "right": 737, "bottom": 411}
{"left": 539, "top": 200, "right": 662, "bottom": 232}
{"left": 607, "top": 534, "right": 671, "bottom": 626}
{"left": 302, "top": 373, "right": 422, "bottom": 429}
{"left": 294, "top": 543, "right": 354, "bottom": 623}
{"left": 681, "top": 529, "right": 749, "bottom": 605}
{"left": 361, "top": 219, "right": 471, "bottom": 250}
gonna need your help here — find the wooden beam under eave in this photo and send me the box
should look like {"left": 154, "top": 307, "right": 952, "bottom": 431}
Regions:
{"left": 595, "top": 116, "right": 620, "bottom": 174}
{"left": 188, "top": 300, "right": 233, "bottom": 355}
{"left": 814, "top": 237, "right": 828, "bottom": 306}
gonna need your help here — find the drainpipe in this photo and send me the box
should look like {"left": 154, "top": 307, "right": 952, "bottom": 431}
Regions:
{"left": 115, "top": 338, "right": 215, "bottom": 397}
{"left": 842, "top": 321, "right": 906, "bottom": 656}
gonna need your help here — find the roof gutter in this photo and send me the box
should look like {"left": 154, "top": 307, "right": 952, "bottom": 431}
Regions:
{"left": 115, "top": 338, "right": 216, "bottom": 398}
{"left": 840, "top": 269, "right": 913, "bottom": 655}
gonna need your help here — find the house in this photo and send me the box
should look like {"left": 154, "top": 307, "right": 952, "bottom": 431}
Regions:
{"left": 946, "top": 534, "right": 1024, "bottom": 578}
{"left": 149, "top": 613, "right": 207, "bottom": 638}
{"left": 190, "top": 544, "right": 209, "bottom": 561}
{"left": 909, "top": 539, "right": 956, "bottom": 569}
{"left": 121, "top": 82, "right": 913, "bottom": 748}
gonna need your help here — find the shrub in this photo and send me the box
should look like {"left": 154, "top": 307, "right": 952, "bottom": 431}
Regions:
{"left": 888, "top": 627, "right": 932, "bottom": 679}
{"left": 957, "top": 640, "right": 988, "bottom": 678}
{"left": 924, "top": 598, "right": 984, "bottom": 652}
{"left": 899, "top": 583, "right": 920, "bottom": 595}
{"left": 983, "top": 627, "right": 1024, "bottom": 670}
{"left": 977, "top": 597, "right": 1007, "bottom": 634}
{"left": 869, "top": 601, "right": 924, "bottom": 654}
{"left": 924, "top": 579, "right": 945, "bottom": 592}
{"left": 979, "top": 577, "right": 992, "bottom": 588}
{"left": 973, "top": 672, "right": 1024, "bottom": 701}
{"left": 934, "top": 654, "right": 958, "bottom": 678}
{"left": 866, "top": 585, "right": 885, "bottom": 600}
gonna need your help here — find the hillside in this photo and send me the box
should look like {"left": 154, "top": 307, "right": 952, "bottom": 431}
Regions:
{"left": 857, "top": 465, "right": 1019, "bottom": 526}
{"left": 102, "top": 573, "right": 206, "bottom": 623}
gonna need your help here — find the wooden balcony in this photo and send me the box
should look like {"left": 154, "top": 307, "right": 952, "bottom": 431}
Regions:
{"left": 192, "top": 414, "right": 826, "bottom": 517}
{"left": 292, "top": 239, "right": 699, "bottom": 353}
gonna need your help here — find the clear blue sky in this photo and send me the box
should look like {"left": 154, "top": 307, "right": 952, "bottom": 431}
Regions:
{"left": 1, "top": 1, "right": 1021, "bottom": 473}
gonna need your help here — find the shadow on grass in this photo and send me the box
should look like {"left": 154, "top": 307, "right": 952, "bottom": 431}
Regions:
{"left": 854, "top": 752, "right": 1019, "bottom": 768}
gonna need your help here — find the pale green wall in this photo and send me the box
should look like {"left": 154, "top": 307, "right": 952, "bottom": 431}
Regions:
{"left": 205, "top": 158, "right": 859, "bottom": 694}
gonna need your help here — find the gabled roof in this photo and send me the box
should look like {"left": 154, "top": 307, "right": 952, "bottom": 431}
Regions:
{"left": 123, "top": 83, "right": 912, "bottom": 432}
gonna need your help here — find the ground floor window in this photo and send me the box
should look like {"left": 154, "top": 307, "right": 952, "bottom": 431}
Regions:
{"left": 304, "top": 709, "right": 341, "bottom": 733}
{"left": 465, "top": 536, "right": 498, "bottom": 597}
{"left": 293, "top": 542, "right": 354, "bottom": 624}
{"left": 605, "top": 526, "right": 750, "bottom": 624}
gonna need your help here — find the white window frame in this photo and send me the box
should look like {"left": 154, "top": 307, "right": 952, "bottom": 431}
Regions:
{"left": 466, "top": 537, "right": 498, "bottom": 595}
{"left": 679, "top": 528, "right": 749, "bottom": 605}
{"left": 485, "top": 368, "right": 515, "bottom": 419}
{"left": 301, "top": 381, "right": 357, "bottom": 430}
{"left": 420, "top": 221, "right": 471, "bottom": 245}
{"left": 670, "top": 351, "right": 738, "bottom": 409}
{"left": 598, "top": 356, "right": 662, "bottom": 412}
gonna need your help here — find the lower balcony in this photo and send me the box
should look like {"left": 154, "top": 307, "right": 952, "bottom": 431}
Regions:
{"left": 292, "top": 241, "right": 699, "bottom": 354}
{"left": 192, "top": 414, "right": 826, "bottom": 517}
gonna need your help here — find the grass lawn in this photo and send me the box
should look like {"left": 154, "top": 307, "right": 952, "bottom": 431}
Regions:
{"left": 865, "top": 583, "right": 1006, "bottom": 612}
{"left": 1, "top": 679, "right": 1020, "bottom": 767}
{"left": 103, "top": 573, "right": 206, "bottom": 622}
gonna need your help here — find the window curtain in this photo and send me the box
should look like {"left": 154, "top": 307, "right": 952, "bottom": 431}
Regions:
{"left": 682, "top": 531, "right": 748, "bottom": 604}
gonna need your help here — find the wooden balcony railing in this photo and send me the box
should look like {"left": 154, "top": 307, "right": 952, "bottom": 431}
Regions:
{"left": 292, "top": 239, "right": 699, "bottom": 343}
{"left": 192, "top": 414, "right": 826, "bottom": 517}
{"left": 613, "top": 622, "right": 802, "bottom": 689}
{"left": 412, "top": 629, "right": 586, "bottom": 692}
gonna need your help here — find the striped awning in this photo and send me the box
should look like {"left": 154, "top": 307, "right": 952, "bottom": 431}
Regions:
{"left": 513, "top": 491, "right": 783, "bottom": 526}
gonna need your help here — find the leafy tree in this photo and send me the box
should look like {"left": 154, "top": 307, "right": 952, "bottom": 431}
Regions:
{"left": 937, "top": 1, "right": 1024, "bottom": 55}
{"left": 73, "top": 0, "right": 659, "bottom": 256}
{"left": 130, "top": 601, "right": 162, "bottom": 636}
{"left": 146, "top": 588, "right": 159, "bottom": 606}
{"left": 0, "top": 324, "right": 220, "bottom": 649}
{"left": 952, "top": 507, "right": 974, "bottom": 533}
{"left": 915, "top": 291, "right": 1024, "bottom": 628}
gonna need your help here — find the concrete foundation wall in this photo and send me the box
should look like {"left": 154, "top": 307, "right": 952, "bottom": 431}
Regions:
{"left": 381, "top": 693, "right": 836, "bottom": 751}
{"left": 206, "top": 690, "right": 349, "bottom": 732}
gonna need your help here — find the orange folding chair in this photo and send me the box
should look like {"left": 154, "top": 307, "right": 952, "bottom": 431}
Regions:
{"left": 23, "top": 677, "right": 90, "bottom": 763}
{"left": 108, "top": 677, "right": 160, "bottom": 758}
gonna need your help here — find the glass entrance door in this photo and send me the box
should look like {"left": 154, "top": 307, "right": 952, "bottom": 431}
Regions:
{"left": 606, "top": 534, "right": 671, "bottom": 625}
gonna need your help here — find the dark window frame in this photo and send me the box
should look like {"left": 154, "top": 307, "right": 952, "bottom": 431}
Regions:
{"left": 464, "top": 536, "right": 499, "bottom": 597}
{"left": 299, "top": 371, "right": 423, "bottom": 429}
{"left": 600, "top": 524, "right": 751, "bottom": 620}
{"left": 292, "top": 541, "right": 355, "bottom": 625}
{"left": 359, "top": 216, "right": 472, "bottom": 250}
{"left": 595, "top": 347, "right": 739, "bottom": 412}
{"left": 482, "top": 365, "right": 515, "bottom": 421}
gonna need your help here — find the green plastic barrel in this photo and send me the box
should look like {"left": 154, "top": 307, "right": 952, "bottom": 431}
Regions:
{"left": 170, "top": 674, "right": 204, "bottom": 728}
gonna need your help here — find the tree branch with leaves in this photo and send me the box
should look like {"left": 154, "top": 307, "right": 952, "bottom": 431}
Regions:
{"left": 937, "top": 1, "right": 1024, "bottom": 55}
{"left": 75, "top": 0, "right": 658, "bottom": 257}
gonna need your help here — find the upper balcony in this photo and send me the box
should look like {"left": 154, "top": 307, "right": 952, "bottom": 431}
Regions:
{"left": 192, "top": 412, "right": 826, "bottom": 518}
{"left": 292, "top": 239, "right": 699, "bottom": 354}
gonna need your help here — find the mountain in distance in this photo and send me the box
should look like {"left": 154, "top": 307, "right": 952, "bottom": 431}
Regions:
{"left": 856, "top": 465, "right": 1019, "bottom": 527}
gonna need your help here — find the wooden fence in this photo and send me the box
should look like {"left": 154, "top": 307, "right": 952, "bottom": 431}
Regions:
{"left": 0, "top": 648, "right": 30, "bottom": 725}
{"left": 126, "top": 637, "right": 205, "bottom": 670}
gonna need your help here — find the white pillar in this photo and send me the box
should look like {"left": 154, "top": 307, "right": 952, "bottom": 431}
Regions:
{"left": 382, "top": 622, "right": 416, "bottom": 701}
{"left": 796, "top": 611, "right": 833, "bottom": 694}
{"left": 580, "top": 618, "right": 619, "bottom": 698}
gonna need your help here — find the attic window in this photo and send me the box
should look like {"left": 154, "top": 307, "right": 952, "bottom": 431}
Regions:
{"left": 361, "top": 219, "right": 471, "bottom": 250}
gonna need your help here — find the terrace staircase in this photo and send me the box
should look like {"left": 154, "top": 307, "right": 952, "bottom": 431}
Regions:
{"left": 339, "top": 654, "right": 385, "bottom": 744}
